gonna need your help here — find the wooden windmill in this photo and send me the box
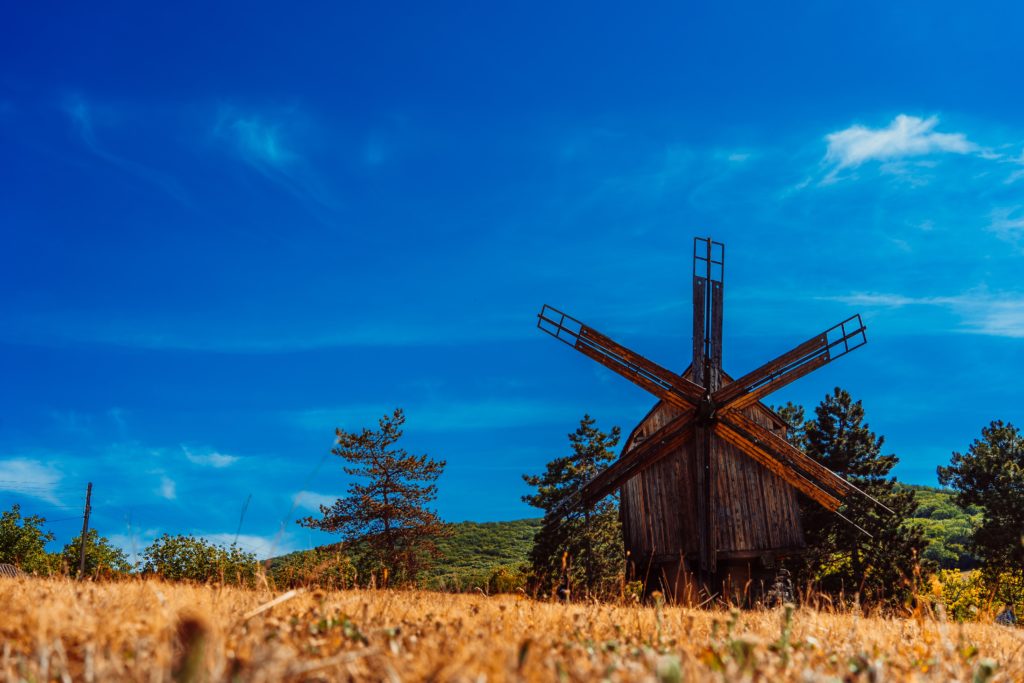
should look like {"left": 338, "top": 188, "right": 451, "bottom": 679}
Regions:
{"left": 537, "top": 237, "right": 885, "bottom": 601}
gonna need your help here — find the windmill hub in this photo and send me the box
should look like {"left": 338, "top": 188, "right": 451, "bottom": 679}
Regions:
{"left": 696, "top": 394, "right": 717, "bottom": 422}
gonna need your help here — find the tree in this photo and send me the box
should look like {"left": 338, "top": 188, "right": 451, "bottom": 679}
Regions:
{"left": 0, "top": 504, "right": 55, "bottom": 574}
{"left": 141, "top": 534, "right": 257, "bottom": 585}
{"left": 522, "top": 414, "right": 623, "bottom": 598}
{"left": 781, "top": 388, "right": 929, "bottom": 606}
{"left": 938, "top": 421, "right": 1024, "bottom": 604}
{"left": 61, "top": 528, "right": 131, "bottom": 577}
{"left": 297, "top": 408, "right": 450, "bottom": 587}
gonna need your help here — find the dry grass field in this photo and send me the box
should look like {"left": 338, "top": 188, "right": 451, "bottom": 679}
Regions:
{"left": 1, "top": 578, "right": 1021, "bottom": 682}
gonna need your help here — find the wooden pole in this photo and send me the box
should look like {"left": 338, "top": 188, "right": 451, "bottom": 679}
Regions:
{"left": 78, "top": 482, "right": 92, "bottom": 578}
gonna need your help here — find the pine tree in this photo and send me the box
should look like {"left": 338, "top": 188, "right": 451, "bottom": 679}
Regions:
{"left": 938, "top": 421, "right": 1024, "bottom": 598}
{"left": 522, "top": 415, "right": 623, "bottom": 598}
{"left": 298, "top": 408, "right": 450, "bottom": 587}
{"left": 783, "top": 388, "right": 929, "bottom": 606}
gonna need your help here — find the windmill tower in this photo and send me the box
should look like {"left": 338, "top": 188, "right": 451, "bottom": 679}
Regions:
{"left": 537, "top": 237, "right": 884, "bottom": 602}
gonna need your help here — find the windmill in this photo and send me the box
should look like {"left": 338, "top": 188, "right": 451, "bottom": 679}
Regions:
{"left": 537, "top": 237, "right": 887, "bottom": 602}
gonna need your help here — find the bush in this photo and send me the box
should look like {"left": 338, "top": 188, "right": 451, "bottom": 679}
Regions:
{"left": 141, "top": 534, "right": 258, "bottom": 585}
{"left": 61, "top": 529, "right": 131, "bottom": 577}
{"left": 933, "top": 569, "right": 1024, "bottom": 622}
{"left": 487, "top": 564, "right": 527, "bottom": 594}
{"left": 0, "top": 505, "right": 55, "bottom": 574}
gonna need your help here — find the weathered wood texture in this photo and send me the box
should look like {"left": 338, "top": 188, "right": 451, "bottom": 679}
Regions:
{"left": 691, "top": 276, "right": 706, "bottom": 387}
{"left": 619, "top": 393, "right": 804, "bottom": 564}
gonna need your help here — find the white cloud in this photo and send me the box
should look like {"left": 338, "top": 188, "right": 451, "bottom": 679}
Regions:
{"left": 108, "top": 528, "right": 160, "bottom": 565}
{"left": 293, "top": 490, "right": 337, "bottom": 513}
{"left": 213, "top": 106, "right": 337, "bottom": 223}
{"left": 826, "top": 290, "right": 1024, "bottom": 338}
{"left": 0, "top": 458, "right": 64, "bottom": 505}
{"left": 989, "top": 207, "right": 1024, "bottom": 245}
{"left": 218, "top": 114, "right": 297, "bottom": 170}
{"left": 202, "top": 532, "right": 298, "bottom": 559}
{"left": 824, "top": 115, "right": 977, "bottom": 171}
{"left": 183, "top": 447, "right": 239, "bottom": 468}
{"left": 158, "top": 475, "right": 176, "bottom": 500}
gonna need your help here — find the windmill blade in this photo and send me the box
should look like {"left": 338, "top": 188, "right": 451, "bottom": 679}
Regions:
{"left": 713, "top": 421, "right": 842, "bottom": 512}
{"left": 537, "top": 305, "right": 705, "bottom": 410}
{"left": 719, "top": 410, "right": 894, "bottom": 515}
{"left": 580, "top": 411, "right": 695, "bottom": 506}
{"left": 550, "top": 411, "right": 697, "bottom": 519}
{"left": 712, "top": 314, "right": 867, "bottom": 410}
{"left": 692, "top": 237, "right": 724, "bottom": 390}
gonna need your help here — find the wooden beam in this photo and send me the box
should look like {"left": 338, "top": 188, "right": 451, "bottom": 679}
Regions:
{"left": 692, "top": 276, "right": 706, "bottom": 386}
{"left": 708, "top": 280, "right": 723, "bottom": 391}
{"left": 574, "top": 344, "right": 695, "bottom": 413}
{"left": 577, "top": 326, "right": 705, "bottom": 404}
{"left": 720, "top": 410, "right": 855, "bottom": 498}
{"left": 714, "top": 422, "right": 842, "bottom": 512}
{"left": 726, "top": 354, "right": 829, "bottom": 411}
{"left": 713, "top": 333, "right": 828, "bottom": 406}
{"left": 713, "top": 315, "right": 867, "bottom": 409}
{"left": 721, "top": 410, "right": 893, "bottom": 514}
{"left": 579, "top": 411, "right": 696, "bottom": 507}
{"left": 693, "top": 425, "right": 712, "bottom": 573}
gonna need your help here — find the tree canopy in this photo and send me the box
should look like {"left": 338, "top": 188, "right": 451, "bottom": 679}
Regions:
{"left": 0, "top": 504, "right": 55, "bottom": 574}
{"left": 141, "top": 534, "right": 257, "bottom": 585}
{"left": 297, "top": 408, "right": 450, "bottom": 587}
{"left": 938, "top": 420, "right": 1024, "bottom": 578}
{"left": 523, "top": 414, "right": 623, "bottom": 597}
{"left": 61, "top": 528, "right": 132, "bottom": 577}
{"left": 777, "top": 389, "right": 930, "bottom": 605}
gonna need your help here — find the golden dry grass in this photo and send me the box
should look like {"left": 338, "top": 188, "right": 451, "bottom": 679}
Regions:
{"left": 1, "top": 577, "right": 1022, "bottom": 682}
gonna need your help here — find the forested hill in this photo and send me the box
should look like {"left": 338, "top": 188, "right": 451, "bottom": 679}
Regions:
{"left": 269, "top": 485, "right": 978, "bottom": 587}
{"left": 425, "top": 519, "right": 542, "bottom": 587}
{"left": 906, "top": 484, "right": 980, "bottom": 570}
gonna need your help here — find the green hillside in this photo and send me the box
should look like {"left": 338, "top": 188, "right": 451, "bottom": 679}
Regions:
{"left": 904, "top": 484, "right": 981, "bottom": 569}
{"left": 268, "top": 485, "right": 978, "bottom": 589}
{"left": 268, "top": 518, "right": 541, "bottom": 590}
{"left": 425, "top": 518, "right": 541, "bottom": 589}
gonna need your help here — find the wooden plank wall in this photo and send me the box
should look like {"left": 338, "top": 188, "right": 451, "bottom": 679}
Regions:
{"left": 620, "top": 398, "right": 804, "bottom": 559}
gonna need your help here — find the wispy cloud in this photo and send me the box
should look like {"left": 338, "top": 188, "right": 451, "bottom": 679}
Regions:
{"left": 214, "top": 106, "right": 337, "bottom": 222}
{"left": 293, "top": 490, "right": 337, "bottom": 513}
{"left": 202, "top": 532, "right": 298, "bottom": 558}
{"left": 219, "top": 114, "right": 297, "bottom": 169}
{"left": 989, "top": 206, "right": 1024, "bottom": 246}
{"left": 825, "top": 115, "right": 977, "bottom": 171}
{"left": 157, "top": 475, "right": 176, "bottom": 500}
{"left": 63, "top": 96, "right": 191, "bottom": 205}
{"left": 826, "top": 290, "right": 1024, "bottom": 338}
{"left": 183, "top": 447, "right": 239, "bottom": 468}
{"left": 0, "top": 459, "right": 64, "bottom": 505}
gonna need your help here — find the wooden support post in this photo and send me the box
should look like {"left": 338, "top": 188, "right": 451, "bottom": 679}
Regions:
{"left": 78, "top": 482, "right": 92, "bottom": 579}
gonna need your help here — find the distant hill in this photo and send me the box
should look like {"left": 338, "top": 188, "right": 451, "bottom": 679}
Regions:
{"left": 268, "top": 518, "right": 541, "bottom": 589}
{"left": 903, "top": 484, "right": 980, "bottom": 569}
{"left": 269, "top": 485, "right": 978, "bottom": 588}
{"left": 425, "top": 518, "right": 541, "bottom": 588}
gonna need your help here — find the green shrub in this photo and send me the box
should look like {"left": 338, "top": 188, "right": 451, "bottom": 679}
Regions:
{"left": 141, "top": 534, "right": 257, "bottom": 585}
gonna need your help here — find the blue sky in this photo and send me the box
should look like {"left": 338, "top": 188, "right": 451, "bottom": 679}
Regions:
{"left": 2, "top": 2, "right": 1022, "bottom": 560}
